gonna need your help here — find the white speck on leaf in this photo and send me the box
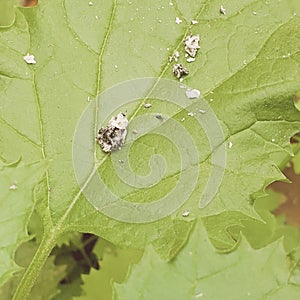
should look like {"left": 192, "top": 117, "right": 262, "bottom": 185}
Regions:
{"left": 187, "top": 112, "right": 194, "bottom": 117}
{"left": 181, "top": 117, "right": 185, "bottom": 122}
{"left": 9, "top": 183, "right": 17, "bottom": 190}
{"left": 253, "top": 11, "right": 257, "bottom": 15}
{"left": 144, "top": 103, "right": 152, "bottom": 108}
{"left": 229, "top": 141, "right": 233, "bottom": 148}
{"left": 23, "top": 54, "right": 36, "bottom": 64}
{"left": 199, "top": 109, "right": 206, "bottom": 114}
{"left": 220, "top": 5, "right": 226, "bottom": 15}
{"left": 175, "top": 17, "right": 182, "bottom": 24}
{"left": 169, "top": 2, "right": 173, "bottom": 6}
{"left": 88, "top": 1, "right": 93, "bottom": 6}
{"left": 191, "top": 20, "right": 198, "bottom": 25}
{"left": 195, "top": 292, "right": 203, "bottom": 298}
{"left": 186, "top": 57, "right": 195, "bottom": 63}
{"left": 182, "top": 210, "right": 190, "bottom": 217}
{"left": 185, "top": 88, "right": 200, "bottom": 99}
{"left": 271, "top": 138, "right": 275, "bottom": 142}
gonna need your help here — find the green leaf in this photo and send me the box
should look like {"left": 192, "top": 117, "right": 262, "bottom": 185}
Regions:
{"left": 1, "top": 0, "right": 300, "bottom": 297}
{"left": 75, "top": 239, "right": 142, "bottom": 300}
{"left": 0, "top": 160, "right": 47, "bottom": 287}
{"left": 0, "top": 241, "right": 67, "bottom": 300}
{"left": 115, "top": 222, "right": 299, "bottom": 300}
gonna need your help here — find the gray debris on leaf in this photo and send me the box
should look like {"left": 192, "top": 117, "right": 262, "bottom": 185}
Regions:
{"left": 96, "top": 112, "right": 128, "bottom": 153}
{"left": 184, "top": 34, "right": 200, "bottom": 58}
{"left": 185, "top": 88, "right": 200, "bottom": 99}
{"left": 220, "top": 5, "right": 226, "bottom": 15}
{"left": 173, "top": 63, "right": 189, "bottom": 79}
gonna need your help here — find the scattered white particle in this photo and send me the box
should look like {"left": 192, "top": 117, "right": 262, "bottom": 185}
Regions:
{"left": 129, "top": 30, "right": 132, "bottom": 33}
{"left": 185, "top": 53, "right": 188, "bottom": 58}
{"left": 88, "top": 1, "right": 93, "bottom": 6}
{"left": 185, "top": 88, "right": 200, "bottom": 99}
{"left": 184, "top": 34, "right": 200, "bottom": 57}
{"left": 118, "top": 159, "right": 125, "bottom": 164}
{"left": 169, "top": 2, "right": 173, "bottom": 6}
{"left": 95, "top": 15, "right": 99, "bottom": 19}
{"left": 271, "top": 138, "right": 275, "bottom": 142}
{"left": 220, "top": 5, "right": 226, "bottom": 15}
{"left": 191, "top": 20, "right": 198, "bottom": 25}
{"left": 253, "top": 11, "right": 257, "bottom": 15}
{"left": 114, "top": 65, "right": 118, "bottom": 69}
{"left": 195, "top": 293, "right": 203, "bottom": 298}
{"left": 179, "top": 78, "right": 183, "bottom": 82}
{"left": 132, "top": 129, "right": 138, "bottom": 134}
{"left": 209, "top": 98, "right": 214, "bottom": 102}
{"left": 188, "top": 112, "right": 195, "bottom": 117}
{"left": 198, "top": 109, "right": 206, "bottom": 114}
{"left": 144, "top": 103, "right": 152, "bottom": 108}
{"left": 243, "top": 60, "right": 247, "bottom": 65}
{"left": 181, "top": 117, "right": 185, "bottom": 122}
{"left": 174, "top": 50, "right": 180, "bottom": 62}
{"left": 23, "top": 53, "right": 36, "bottom": 64}
{"left": 175, "top": 17, "right": 182, "bottom": 24}
{"left": 229, "top": 141, "right": 233, "bottom": 148}
{"left": 166, "top": 47, "right": 170, "bottom": 51}
{"left": 293, "top": 12, "right": 297, "bottom": 16}
{"left": 87, "top": 96, "right": 91, "bottom": 102}
{"left": 9, "top": 183, "right": 17, "bottom": 190}
{"left": 182, "top": 210, "right": 190, "bottom": 217}
{"left": 186, "top": 57, "right": 195, "bottom": 63}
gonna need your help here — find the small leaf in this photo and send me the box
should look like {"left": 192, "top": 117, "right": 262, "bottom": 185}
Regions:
{"left": 0, "top": 160, "right": 47, "bottom": 287}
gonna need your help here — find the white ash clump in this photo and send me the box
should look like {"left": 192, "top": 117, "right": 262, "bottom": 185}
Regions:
{"left": 96, "top": 112, "right": 128, "bottom": 153}
{"left": 184, "top": 34, "right": 200, "bottom": 58}
{"left": 173, "top": 63, "right": 189, "bottom": 79}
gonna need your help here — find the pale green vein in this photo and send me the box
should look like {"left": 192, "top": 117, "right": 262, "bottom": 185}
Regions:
{"left": 0, "top": 115, "right": 40, "bottom": 148}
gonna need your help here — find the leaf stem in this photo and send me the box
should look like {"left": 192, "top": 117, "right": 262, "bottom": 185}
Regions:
{"left": 12, "top": 233, "right": 57, "bottom": 300}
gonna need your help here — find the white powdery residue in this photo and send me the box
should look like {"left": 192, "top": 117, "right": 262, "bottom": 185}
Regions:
{"left": 191, "top": 20, "right": 198, "bottom": 25}
{"left": 229, "top": 141, "right": 233, "bottom": 148}
{"left": 185, "top": 88, "right": 200, "bottom": 99}
{"left": 271, "top": 138, "right": 275, "bottom": 142}
{"left": 182, "top": 210, "right": 190, "bottom": 217}
{"left": 186, "top": 57, "right": 195, "bottom": 63}
{"left": 174, "top": 50, "right": 180, "bottom": 62}
{"left": 184, "top": 34, "right": 200, "bottom": 57}
{"left": 23, "top": 53, "right": 36, "bottom": 64}
{"left": 9, "top": 183, "right": 17, "bottom": 190}
{"left": 144, "top": 103, "right": 152, "bottom": 108}
{"left": 169, "top": 2, "right": 173, "bottom": 6}
{"left": 220, "top": 5, "right": 226, "bottom": 15}
{"left": 253, "top": 11, "right": 257, "bottom": 15}
{"left": 88, "top": 1, "right": 93, "bottom": 6}
{"left": 181, "top": 117, "right": 185, "bottom": 122}
{"left": 175, "top": 16, "right": 182, "bottom": 24}
{"left": 198, "top": 109, "right": 206, "bottom": 114}
{"left": 195, "top": 293, "right": 204, "bottom": 298}
{"left": 187, "top": 112, "right": 194, "bottom": 117}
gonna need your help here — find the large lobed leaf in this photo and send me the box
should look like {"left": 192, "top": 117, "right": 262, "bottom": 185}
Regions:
{"left": 114, "top": 222, "right": 300, "bottom": 300}
{"left": 0, "top": 0, "right": 300, "bottom": 296}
